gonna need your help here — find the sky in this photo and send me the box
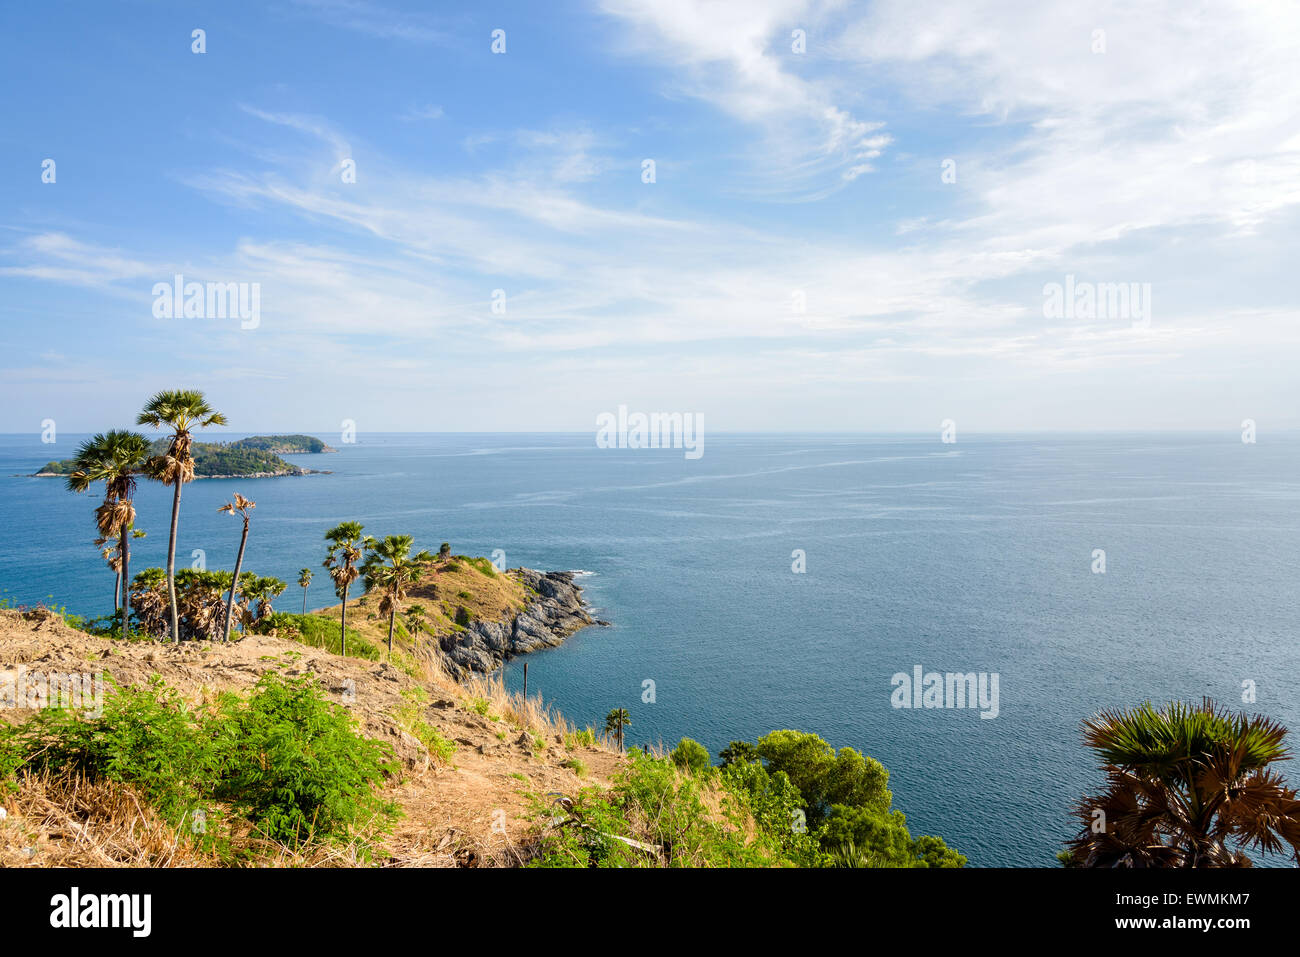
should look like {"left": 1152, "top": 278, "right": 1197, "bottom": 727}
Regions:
{"left": 1, "top": 0, "right": 1298, "bottom": 434}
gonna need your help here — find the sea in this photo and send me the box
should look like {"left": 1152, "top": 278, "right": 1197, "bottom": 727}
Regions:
{"left": 2, "top": 430, "right": 1297, "bottom": 867}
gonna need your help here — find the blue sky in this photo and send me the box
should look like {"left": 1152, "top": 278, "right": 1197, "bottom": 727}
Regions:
{"left": 2, "top": 0, "right": 1298, "bottom": 433}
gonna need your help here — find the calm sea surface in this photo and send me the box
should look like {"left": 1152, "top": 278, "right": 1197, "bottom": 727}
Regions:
{"left": 2, "top": 431, "right": 1297, "bottom": 866}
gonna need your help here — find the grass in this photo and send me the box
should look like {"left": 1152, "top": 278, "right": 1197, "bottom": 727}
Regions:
{"left": 462, "top": 674, "right": 610, "bottom": 753}
{"left": 394, "top": 688, "right": 457, "bottom": 765}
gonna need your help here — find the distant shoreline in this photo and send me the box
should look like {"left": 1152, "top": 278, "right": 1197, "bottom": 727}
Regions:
{"left": 25, "top": 468, "right": 332, "bottom": 479}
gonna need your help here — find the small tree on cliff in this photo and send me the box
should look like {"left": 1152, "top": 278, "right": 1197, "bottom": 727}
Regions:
{"left": 605, "top": 708, "right": 631, "bottom": 753}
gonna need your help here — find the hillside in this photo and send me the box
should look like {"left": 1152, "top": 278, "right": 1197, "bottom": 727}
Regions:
{"left": 0, "top": 556, "right": 967, "bottom": 869}
{"left": 0, "top": 606, "right": 622, "bottom": 867}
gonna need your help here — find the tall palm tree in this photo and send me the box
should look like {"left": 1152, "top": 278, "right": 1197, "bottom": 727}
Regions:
{"left": 137, "top": 390, "right": 228, "bottom": 643}
{"left": 605, "top": 708, "right": 632, "bottom": 753}
{"left": 323, "top": 521, "right": 364, "bottom": 656}
{"left": 298, "top": 567, "right": 313, "bottom": 614}
{"left": 66, "top": 430, "right": 151, "bottom": 640}
{"left": 216, "top": 493, "right": 255, "bottom": 642}
{"left": 361, "top": 534, "right": 434, "bottom": 655}
{"left": 1066, "top": 699, "right": 1300, "bottom": 867}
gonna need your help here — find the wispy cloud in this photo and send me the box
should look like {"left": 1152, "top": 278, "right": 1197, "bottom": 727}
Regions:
{"left": 283, "top": 0, "right": 453, "bottom": 45}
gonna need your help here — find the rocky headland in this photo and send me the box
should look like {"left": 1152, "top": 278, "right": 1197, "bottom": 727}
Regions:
{"left": 437, "top": 569, "right": 608, "bottom": 680}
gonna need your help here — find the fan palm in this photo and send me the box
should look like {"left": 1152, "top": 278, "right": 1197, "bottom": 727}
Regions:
{"left": 216, "top": 493, "right": 255, "bottom": 641}
{"left": 604, "top": 708, "right": 632, "bottom": 753}
{"left": 362, "top": 534, "right": 434, "bottom": 654}
{"left": 1066, "top": 699, "right": 1300, "bottom": 867}
{"left": 298, "top": 567, "right": 313, "bottom": 614}
{"left": 323, "top": 521, "right": 364, "bottom": 656}
{"left": 65, "top": 430, "right": 151, "bottom": 639}
{"left": 404, "top": 603, "right": 428, "bottom": 636}
{"left": 137, "top": 390, "right": 228, "bottom": 643}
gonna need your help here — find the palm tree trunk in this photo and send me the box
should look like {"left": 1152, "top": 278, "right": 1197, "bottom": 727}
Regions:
{"left": 222, "top": 519, "right": 249, "bottom": 641}
{"left": 166, "top": 480, "right": 183, "bottom": 643}
{"left": 387, "top": 606, "right": 395, "bottom": 655}
{"left": 113, "top": 570, "right": 121, "bottom": 612}
{"left": 340, "top": 584, "right": 348, "bottom": 657}
{"left": 302, "top": 586, "right": 308, "bottom": 615}
{"left": 120, "top": 526, "right": 131, "bottom": 641}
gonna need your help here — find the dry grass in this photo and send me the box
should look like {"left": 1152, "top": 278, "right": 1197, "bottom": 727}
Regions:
{"left": 1, "top": 771, "right": 208, "bottom": 867}
{"left": 460, "top": 673, "right": 615, "bottom": 753}
{"left": 0, "top": 770, "right": 405, "bottom": 868}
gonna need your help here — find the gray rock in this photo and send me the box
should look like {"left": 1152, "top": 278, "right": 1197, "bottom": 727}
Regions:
{"left": 432, "top": 569, "right": 600, "bottom": 679}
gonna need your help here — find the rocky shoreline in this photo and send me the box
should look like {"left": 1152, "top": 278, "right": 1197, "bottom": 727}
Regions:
{"left": 437, "top": 569, "right": 608, "bottom": 680}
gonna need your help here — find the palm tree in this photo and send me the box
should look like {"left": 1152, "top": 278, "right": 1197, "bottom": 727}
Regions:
{"left": 298, "top": 567, "right": 313, "bottom": 614}
{"left": 137, "top": 390, "right": 228, "bottom": 643}
{"left": 605, "top": 708, "right": 632, "bottom": 753}
{"left": 323, "top": 521, "right": 364, "bottom": 656}
{"left": 1066, "top": 699, "right": 1300, "bottom": 867}
{"left": 66, "top": 430, "right": 151, "bottom": 640}
{"left": 404, "top": 603, "right": 428, "bottom": 636}
{"left": 216, "top": 493, "right": 255, "bottom": 641}
{"left": 362, "top": 534, "right": 434, "bottom": 655}
{"left": 237, "top": 574, "right": 286, "bottom": 633}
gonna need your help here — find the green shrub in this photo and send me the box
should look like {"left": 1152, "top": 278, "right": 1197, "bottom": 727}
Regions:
{"left": 210, "top": 672, "right": 397, "bottom": 845}
{"left": 0, "top": 673, "right": 398, "bottom": 852}
{"left": 264, "top": 612, "right": 382, "bottom": 662}
{"left": 669, "top": 737, "right": 712, "bottom": 776}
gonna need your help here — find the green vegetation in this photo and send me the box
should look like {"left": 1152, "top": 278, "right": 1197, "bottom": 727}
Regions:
{"left": 1063, "top": 699, "right": 1300, "bottom": 867}
{"left": 262, "top": 611, "right": 381, "bottom": 661}
{"left": 38, "top": 434, "right": 331, "bottom": 478}
{"left": 604, "top": 708, "right": 631, "bottom": 752}
{"left": 129, "top": 566, "right": 286, "bottom": 642}
{"left": 530, "top": 729, "right": 965, "bottom": 868}
{"left": 361, "top": 534, "right": 434, "bottom": 654}
{"left": 0, "top": 673, "right": 397, "bottom": 854}
{"left": 38, "top": 434, "right": 332, "bottom": 475}
{"left": 395, "top": 688, "right": 456, "bottom": 764}
{"left": 228, "top": 434, "right": 333, "bottom": 453}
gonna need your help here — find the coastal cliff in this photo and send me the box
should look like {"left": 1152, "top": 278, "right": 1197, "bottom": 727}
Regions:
{"left": 438, "top": 569, "right": 604, "bottom": 679}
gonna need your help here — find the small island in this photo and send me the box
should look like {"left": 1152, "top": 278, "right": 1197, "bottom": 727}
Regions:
{"left": 33, "top": 434, "right": 336, "bottom": 479}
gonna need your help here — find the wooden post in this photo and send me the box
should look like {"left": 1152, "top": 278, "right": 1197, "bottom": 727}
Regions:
{"left": 523, "top": 662, "right": 529, "bottom": 699}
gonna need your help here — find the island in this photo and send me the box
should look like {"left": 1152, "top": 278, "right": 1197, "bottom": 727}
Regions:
{"left": 32, "top": 434, "right": 336, "bottom": 479}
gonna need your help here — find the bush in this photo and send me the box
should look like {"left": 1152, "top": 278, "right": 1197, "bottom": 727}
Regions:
{"left": 210, "top": 672, "right": 397, "bottom": 845}
{"left": 264, "top": 612, "right": 381, "bottom": 661}
{"left": 0, "top": 673, "right": 398, "bottom": 852}
{"left": 669, "top": 737, "right": 712, "bottom": 776}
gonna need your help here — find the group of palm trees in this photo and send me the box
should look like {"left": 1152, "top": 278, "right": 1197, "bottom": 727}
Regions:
{"left": 66, "top": 389, "right": 228, "bottom": 642}
{"left": 321, "top": 522, "right": 435, "bottom": 656}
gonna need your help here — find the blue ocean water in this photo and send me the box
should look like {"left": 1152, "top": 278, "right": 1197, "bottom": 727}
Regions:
{"left": 2, "top": 431, "right": 1297, "bottom": 867}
